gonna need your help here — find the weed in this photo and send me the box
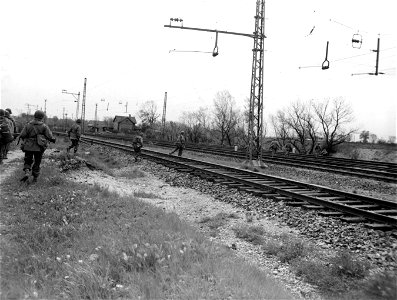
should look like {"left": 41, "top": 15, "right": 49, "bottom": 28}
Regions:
{"left": 0, "top": 160, "right": 295, "bottom": 299}
{"left": 293, "top": 250, "right": 371, "bottom": 296}
{"left": 330, "top": 250, "right": 370, "bottom": 278}
{"left": 294, "top": 259, "right": 347, "bottom": 293}
{"left": 233, "top": 225, "right": 265, "bottom": 245}
{"left": 262, "top": 234, "right": 307, "bottom": 263}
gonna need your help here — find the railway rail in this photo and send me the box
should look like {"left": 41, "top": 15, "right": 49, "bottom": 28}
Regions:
{"left": 80, "top": 135, "right": 397, "bottom": 230}
{"left": 79, "top": 132, "right": 397, "bottom": 184}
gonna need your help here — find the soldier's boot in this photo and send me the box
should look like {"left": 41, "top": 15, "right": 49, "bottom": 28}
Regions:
{"left": 20, "top": 169, "right": 30, "bottom": 182}
{"left": 32, "top": 176, "right": 38, "bottom": 183}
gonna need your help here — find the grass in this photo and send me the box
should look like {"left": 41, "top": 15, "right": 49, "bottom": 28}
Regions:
{"left": 0, "top": 161, "right": 294, "bottom": 299}
{"left": 231, "top": 225, "right": 395, "bottom": 300}
{"left": 199, "top": 212, "right": 238, "bottom": 237}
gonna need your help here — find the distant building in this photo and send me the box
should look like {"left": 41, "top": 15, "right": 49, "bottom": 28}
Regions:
{"left": 87, "top": 121, "right": 110, "bottom": 133}
{"left": 113, "top": 115, "right": 137, "bottom": 132}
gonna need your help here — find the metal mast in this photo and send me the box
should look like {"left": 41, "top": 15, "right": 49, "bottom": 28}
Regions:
{"left": 81, "top": 78, "right": 87, "bottom": 133}
{"left": 161, "top": 91, "right": 167, "bottom": 137}
{"left": 248, "top": 0, "right": 265, "bottom": 162}
{"left": 164, "top": 0, "right": 266, "bottom": 163}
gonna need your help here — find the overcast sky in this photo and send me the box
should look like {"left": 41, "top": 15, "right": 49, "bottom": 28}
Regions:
{"left": 1, "top": 0, "right": 396, "bottom": 139}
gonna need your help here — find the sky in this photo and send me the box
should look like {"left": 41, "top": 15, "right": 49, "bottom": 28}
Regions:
{"left": 0, "top": 0, "right": 396, "bottom": 139}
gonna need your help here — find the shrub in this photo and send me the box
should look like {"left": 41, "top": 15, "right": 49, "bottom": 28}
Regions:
{"left": 330, "top": 250, "right": 369, "bottom": 279}
{"left": 262, "top": 234, "right": 307, "bottom": 263}
{"left": 233, "top": 225, "right": 265, "bottom": 245}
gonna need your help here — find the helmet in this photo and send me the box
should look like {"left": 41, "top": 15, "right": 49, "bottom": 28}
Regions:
{"left": 76, "top": 119, "right": 82, "bottom": 123}
{"left": 5, "top": 110, "right": 10, "bottom": 117}
{"left": 34, "top": 110, "right": 46, "bottom": 120}
{"left": 180, "top": 131, "right": 185, "bottom": 134}
{"left": 5, "top": 108, "right": 12, "bottom": 114}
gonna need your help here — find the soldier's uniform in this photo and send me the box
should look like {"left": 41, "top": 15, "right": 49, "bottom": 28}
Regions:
{"left": 67, "top": 119, "right": 82, "bottom": 153}
{"left": 285, "top": 143, "right": 293, "bottom": 156}
{"left": 3, "top": 110, "right": 15, "bottom": 159}
{"left": 0, "top": 109, "right": 14, "bottom": 164}
{"left": 132, "top": 135, "right": 143, "bottom": 162}
{"left": 269, "top": 140, "right": 280, "bottom": 157}
{"left": 169, "top": 131, "right": 186, "bottom": 157}
{"left": 19, "top": 110, "right": 56, "bottom": 182}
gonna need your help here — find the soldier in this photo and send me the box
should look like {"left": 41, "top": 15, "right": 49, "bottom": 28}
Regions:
{"left": 67, "top": 119, "right": 82, "bottom": 154}
{"left": 132, "top": 133, "right": 143, "bottom": 162}
{"left": 0, "top": 109, "right": 14, "bottom": 164}
{"left": 284, "top": 143, "right": 293, "bottom": 156}
{"left": 314, "top": 142, "right": 322, "bottom": 157}
{"left": 269, "top": 140, "right": 280, "bottom": 157}
{"left": 3, "top": 110, "right": 15, "bottom": 159}
{"left": 169, "top": 131, "right": 186, "bottom": 157}
{"left": 19, "top": 110, "right": 56, "bottom": 183}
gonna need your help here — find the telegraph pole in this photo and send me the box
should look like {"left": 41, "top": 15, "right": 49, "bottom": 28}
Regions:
{"left": 162, "top": 92, "right": 167, "bottom": 138}
{"left": 44, "top": 99, "right": 47, "bottom": 115}
{"left": 94, "top": 103, "right": 98, "bottom": 130}
{"left": 164, "top": 0, "right": 266, "bottom": 164}
{"left": 125, "top": 102, "right": 128, "bottom": 113}
{"left": 81, "top": 78, "right": 87, "bottom": 133}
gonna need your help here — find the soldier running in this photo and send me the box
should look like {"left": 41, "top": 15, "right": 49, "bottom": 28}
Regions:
{"left": 67, "top": 119, "right": 82, "bottom": 154}
{"left": 269, "top": 140, "right": 280, "bottom": 157}
{"left": 19, "top": 110, "right": 56, "bottom": 183}
{"left": 132, "top": 133, "right": 143, "bottom": 162}
{"left": 169, "top": 131, "right": 186, "bottom": 157}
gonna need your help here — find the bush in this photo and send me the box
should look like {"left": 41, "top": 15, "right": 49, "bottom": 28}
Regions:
{"left": 262, "top": 234, "right": 307, "bottom": 263}
{"left": 233, "top": 225, "right": 265, "bottom": 245}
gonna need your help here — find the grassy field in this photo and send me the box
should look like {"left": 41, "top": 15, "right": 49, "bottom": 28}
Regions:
{"left": 0, "top": 149, "right": 295, "bottom": 299}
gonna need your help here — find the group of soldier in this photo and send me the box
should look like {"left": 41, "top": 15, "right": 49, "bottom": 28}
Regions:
{"left": 0, "top": 108, "right": 16, "bottom": 163}
{"left": 269, "top": 140, "right": 325, "bottom": 157}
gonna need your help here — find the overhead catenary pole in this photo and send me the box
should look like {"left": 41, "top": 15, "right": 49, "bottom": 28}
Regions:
{"left": 375, "top": 37, "right": 380, "bottom": 75}
{"left": 162, "top": 92, "right": 167, "bottom": 138}
{"left": 248, "top": 0, "right": 265, "bottom": 163}
{"left": 81, "top": 78, "right": 87, "bottom": 133}
{"left": 94, "top": 103, "right": 98, "bottom": 130}
{"left": 164, "top": 0, "right": 266, "bottom": 164}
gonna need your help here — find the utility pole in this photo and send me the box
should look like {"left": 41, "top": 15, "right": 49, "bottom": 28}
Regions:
{"left": 81, "top": 78, "right": 87, "bottom": 133}
{"left": 374, "top": 37, "right": 380, "bottom": 75}
{"left": 62, "top": 107, "right": 66, "bottom": 131}
{"left": 94, "top": 103, "right": 98, "bottom": 130}
{"left": 26, "top": 104, "right": 31, "bottom": 115}
{"left": 164, "top": 0, "right": 266, "bottom": 164}
{"left": 162, "top": 92, "right": 167, "bottom": 138}
{"left": 352, "top": 37, "right": 384, "bottom": 76}
{"left": 125, "top": 102, "right": 128, "bottom": 113}
{"left": 65, "top": 113, "right": 68, "bottom": 131}
{"left": 44, "top": 99, "right": 47, "bottom": 115}
{"left": 61, "top": 90, "right": 80, "bottom": 121}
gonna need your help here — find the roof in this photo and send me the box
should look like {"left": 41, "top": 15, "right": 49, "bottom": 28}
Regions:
{"left": 113, "top": 115, "right": 137, "bottom": 124}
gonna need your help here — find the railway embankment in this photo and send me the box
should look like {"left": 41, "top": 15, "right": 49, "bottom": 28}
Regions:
{"left": 1, "top": 140, "right": 396, "bottom": 300}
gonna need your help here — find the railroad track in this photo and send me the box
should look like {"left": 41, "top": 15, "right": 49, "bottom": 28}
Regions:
{"left": 79, "top": 133, "right": 397, "bottom": 183}
{"left": 81, "top": 135, "right": 397, "bottom": 230}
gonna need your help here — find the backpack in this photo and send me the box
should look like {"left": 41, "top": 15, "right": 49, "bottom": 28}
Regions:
{"left": 0, "top": 119, "right": 14, "bottom": 143}
{"left": 32, "top": 125, "right": 49, "bottom": 149}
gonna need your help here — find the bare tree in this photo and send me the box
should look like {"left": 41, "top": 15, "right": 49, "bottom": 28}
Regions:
{"left": 138, "top": 100, "right": 160, "bottom": 127}
{"left": 213, "top": 90, "right": 239, "bottom": 146}
{"left": 360, "top": 130, "right": 370, "bottom": 143}
{"left": 313, "top": 98, "right": 356, "bottom": 153}
{"left": 369, "top": 133, "right": 377, "bottom": 143}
